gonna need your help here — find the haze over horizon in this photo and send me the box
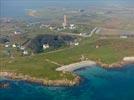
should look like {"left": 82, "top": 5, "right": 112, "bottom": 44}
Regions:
{"left": 1, "top": 0, "right": 134, "bottom": 17}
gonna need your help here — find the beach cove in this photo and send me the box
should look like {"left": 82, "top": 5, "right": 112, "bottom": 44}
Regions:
{"left": 1, "top": 57, "right": 134, "bottom": 87}
{"left": 0, "top": 64, "right": 134, "bottom": 100}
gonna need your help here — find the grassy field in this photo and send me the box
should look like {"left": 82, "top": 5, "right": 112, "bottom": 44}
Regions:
{"left": 0, "top": 37, "right": 134, "bottom": 80}
{"left": 43, "top": 38, "right": 134, "bottom": 64}
{"left": 0, "top": 44, "right": 5, "bottom": 58}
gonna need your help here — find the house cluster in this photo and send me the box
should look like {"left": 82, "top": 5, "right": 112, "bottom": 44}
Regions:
{"left": 42, "top": 42, "right": 79, "bottom": 50}
{"left": 39, "top": 24, "right": 62, "bottom": 31}
{"left": 39, "top": 15, "right": 76, "bottom": 31}
{"left": 20, "top": 46, "right": 29, "bottom": 55}
{"left": 4, "top": 42, "right": 29, "bottom": 55}
{"left": 69, "top": 42, "right": 79, "bottom": 46}
{"left": 69, "top": 39, "right": 79, "bottom": 46}
{"left": 39, "top": 23, "right": 76, "bottom": 31}
{"left": 69, "top": 24, "right": 76, "bottom": 30}
{"left": 14, "top": 28, "right": 25, "bottom": 35}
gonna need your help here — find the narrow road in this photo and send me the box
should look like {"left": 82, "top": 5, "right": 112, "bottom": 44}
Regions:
{"left": 61, "top": 27, "right": 98, "bottom": 38}
{"left": 89, "top": 27, "right": 98, "bottom": 37}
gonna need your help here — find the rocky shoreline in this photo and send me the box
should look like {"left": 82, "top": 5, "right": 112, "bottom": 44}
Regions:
{"left": 97, "top": 61, "right": 134, "bottom": 68}
{"left": 0, "top": 82, "right": 9, "bottom": 88}
{"left": 97, "top": 56, "right": 134, "bottom": 68}
{"left": 0, "top": 72, "right": 81, "bottom": 87}
{"left": 56, "top": 59, "right": 134, "bottom": 72}
{"left": 0, "top": 58, "right": 134, "bottom": 87}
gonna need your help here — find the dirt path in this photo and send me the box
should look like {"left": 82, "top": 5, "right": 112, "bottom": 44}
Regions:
{"left": 45, "top": 59, "right": 62, "bottom": 66}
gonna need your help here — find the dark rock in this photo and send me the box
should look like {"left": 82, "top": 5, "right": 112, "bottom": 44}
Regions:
{"left": 0, "top": 82, "right": 9, "bottom": 88}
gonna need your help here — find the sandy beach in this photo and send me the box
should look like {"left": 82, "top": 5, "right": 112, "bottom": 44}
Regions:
{"left": 56, "top": 60, "right": 96, "bottom": 72}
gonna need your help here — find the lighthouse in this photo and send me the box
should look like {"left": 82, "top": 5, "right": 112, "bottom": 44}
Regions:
{"left": 62, "top": 15, "right": 67, "bottom": 28}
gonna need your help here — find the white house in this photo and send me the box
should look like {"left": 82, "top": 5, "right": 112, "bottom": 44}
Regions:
{"left": 43, "top": 44, "right": 49, "bottom": 49}
{"left": 5, "top": 42, "right": 10, "bottom": 48}
{"left": 12, "top": 44, "right": 16, "bottom": 48}
{"left": 23, "top": 50, "right": 28, "bottom": 55}
{"left": 20, "top": 46, "right": 25, "bottom": 50}
{"left": 14, "top": 31, "right": 22, "bottom": 35}
{"left": 5, "top": 44, "right": 9, "bottom": 48}
{"left": 69, "top": 24, "right": 76, "bottom": 29}
{"left": 49, "top": 27, "right": 54, "bottom": 30}
{"left": 74, "top": 42, "right": 79, "bottom": 46}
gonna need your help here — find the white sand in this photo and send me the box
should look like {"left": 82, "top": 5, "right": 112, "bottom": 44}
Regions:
{"left": 123, "top": 57, "right": 134, "bottom": 62}
{"left": 56, "top": 60, "right": 96, "bottom": 72}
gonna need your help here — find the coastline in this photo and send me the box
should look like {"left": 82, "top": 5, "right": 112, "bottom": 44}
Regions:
{"left": 0, "top": 72, "right": 81, "bottom": 87}
{"left": 98, "top": 61, "right": 134, "bottom": 68}
{"left": 0, "top": 57, "right": 134, "bottom": 87}
{"left": 56, "top": 58, "right": 134, "bottom": 72}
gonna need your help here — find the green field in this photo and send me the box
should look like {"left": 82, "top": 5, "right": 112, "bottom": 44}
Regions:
{"left": 0, "top": 37, "right": 134, "bottom": 80}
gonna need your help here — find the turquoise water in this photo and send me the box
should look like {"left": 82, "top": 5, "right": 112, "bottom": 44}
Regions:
{"left": 0, "top": 64, "right": 134, "bottom": 100}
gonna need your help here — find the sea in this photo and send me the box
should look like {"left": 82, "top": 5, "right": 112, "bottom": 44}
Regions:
{"left": 0, "top": 64, "right": 134, "bottom": 100}
{"left": 0, "top": 0, "right": 134, "bottom": 18}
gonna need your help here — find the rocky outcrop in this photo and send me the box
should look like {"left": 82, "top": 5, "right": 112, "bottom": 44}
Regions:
{"left": 0, "top": 57, "right": 133, "bottom": 87}
{"left": 97, "top": 61, "right": 134, "bottom": 68}
{"left": 0, "top": 82, "right": 9, "bottom": 88}
{"left": 0, "top": 72, "right": 81, "bottom": 87}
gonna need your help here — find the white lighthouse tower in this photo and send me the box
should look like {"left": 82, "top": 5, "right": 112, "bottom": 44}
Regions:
{"left": 62, "top": 15, "right": 67, "bottom": 29}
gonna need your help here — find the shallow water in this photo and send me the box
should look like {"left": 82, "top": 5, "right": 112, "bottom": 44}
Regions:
{"left": 0, "top": 64, "right": 134, "bottom": 100}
